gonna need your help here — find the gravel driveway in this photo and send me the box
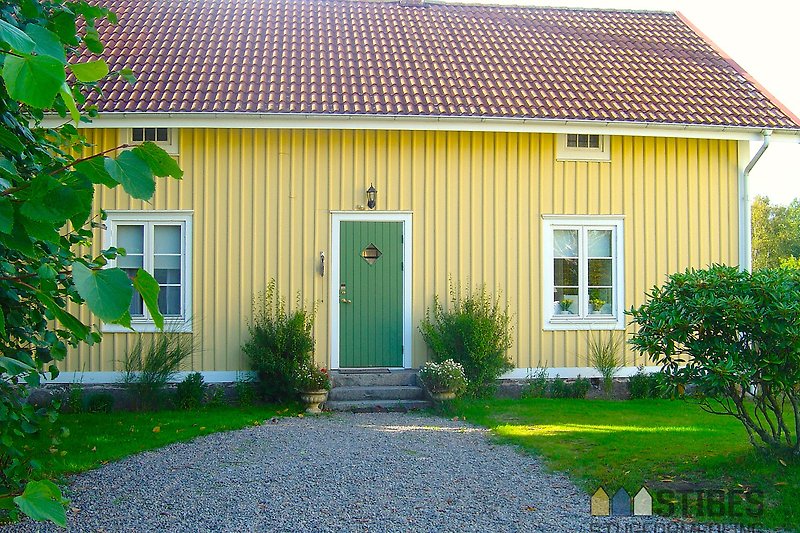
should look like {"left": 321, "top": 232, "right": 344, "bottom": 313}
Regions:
{"left": 8, "top": 413, "right": 772, "bottom": 532}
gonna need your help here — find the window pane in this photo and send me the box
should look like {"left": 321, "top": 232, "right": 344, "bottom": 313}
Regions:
{"left": 156, "top": 128, "right": 169, "bottom": 141}
{"left": 554, "top": 258, "right": 578, "bottom": 286}
{"left": 588, "top": 288, "right": 613, "bottom": 315}
{"left": 588, "top": 230, "right": 612, "bottom": 257}
{"left": 129, "top": 294, "right": 144, "bottom": 316}
{"left": 117, "top": 225, "right": 144, "bottom": 254}
{"left": 566, "top": 134, "right": 577, "bottom": 147}
{"left": 588, "top": 135, "right": 600, "bottom": 148}
{"left": 132, "top": 128, "right": 144, "bottom": 142}
{"left": 157, "top": 286, "right": 181, "bottom": 316}
{"left": 554, "top": 288, "right": 579, "bottom": 315}
{"left": 154, "top": 225, "right": 181, "bottom": 254}
{"left": 588, "top": 258, "right": 612, "bottom": 286}
{"left": 553, "top": 230, "right": 578, "bottom": 257}
{"left": 154, "top": 255, "right": 181, "bottom": 283}
{"left": 144, "top": 128, "right": 156, "bottom": 141}
{"left": 118, "top": 254, "right": 143, "bottom": 270}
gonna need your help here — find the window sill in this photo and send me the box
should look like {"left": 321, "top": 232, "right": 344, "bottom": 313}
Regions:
{"left": 543, "top": 316, "right": 625, "bottom": 331}
{"left": 102, "top": 319, "right": 192, "bottom": 333}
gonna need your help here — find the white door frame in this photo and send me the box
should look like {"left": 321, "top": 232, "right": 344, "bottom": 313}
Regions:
{"left": 329, "top": 211, "right": 413, "bottom": 369}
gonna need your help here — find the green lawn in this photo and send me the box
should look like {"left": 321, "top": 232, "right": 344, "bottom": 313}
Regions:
{"left": 26, "top": 404, "right": 301, "bottom": 479}
{"left": 452, "top": 398, "right": 798, "bottom": 531}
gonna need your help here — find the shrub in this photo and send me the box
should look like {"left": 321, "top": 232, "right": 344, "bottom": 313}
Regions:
{"left": 546, "top": 376, "right": 590, "bottom": 399}
{"left": 243, "top": 280, "right": 316, "bottom": 402}
{"left": 85, "top": 393, "right": 114, "bottom": 413}
{"left": 418, "top": 360, "right": 469, "bottom": 396}
{"left": 548, "top": 375, "right": 568, "bottom": 398}
{"left": 175, "top": 372, "right": 206, "bottom": 409}
{"left": 523, "top": 366, "right": 549, "bottom": 398}
{"left": 121, "top": 332, "right": 196, "bottom": 411}
{"left": 571, "top": 376, "right": 591, "bottom": 399}
{"left": 419, "top": 281, "right": 513, "bottom": 397}
{"left": 205, "top": 385, "right": 226, "bottom": 408}
{"left": 587, "top": 331, "right": 624, "bottom": 398}
{"left": 65, "top": 384, "right": 84, "bottom": 414}
{"left": 294, "top": 363, "right": 331, "bottom": 392}
{"left": 628, "top": 265, "right": 800, "bottom": 455}
{"left": 234, "top": 377, "right": 257, "bottom": 407}
{"left": 627, "top": 366, "right": 671, "bottom": 400}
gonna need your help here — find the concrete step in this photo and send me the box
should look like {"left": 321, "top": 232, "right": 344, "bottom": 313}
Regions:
{"left": 330, "top": 369, "right": 418, "bottom": 387}
{"left": 328, "top": 385, "right": 426, "bottom": 402}
{"left": 325, "top": 399, "right": 431, "bottom": 412}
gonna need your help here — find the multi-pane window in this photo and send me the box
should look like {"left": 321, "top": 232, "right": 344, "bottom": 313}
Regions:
{"left": 566, "top": 133, "right": 601, "bottom": 149}
{"left": 122, "top": 128, "right": 178, "bottom": 154}
{"left": 543, "top": 217, "right": 624, "bottom": 329}
{"left": 557, "top": 134, "right": 611, "bottom": 162}
{"left": 104, "top": 212, "right": 192, "bottom": 332}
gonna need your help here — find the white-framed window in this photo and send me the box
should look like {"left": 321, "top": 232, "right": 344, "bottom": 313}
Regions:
{"left": 541, "top": 215, "right": 625, "bottom": 330}
{"left": 102, "top": 211, "right": 192, "bottom": 332}
{"left": 120, "top": 128, "right": 179, "bottom": 154}
{"left": 556, "top": 133, "right": 611, "bottom": 162}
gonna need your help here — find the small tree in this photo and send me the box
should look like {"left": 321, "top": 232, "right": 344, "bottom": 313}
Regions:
{"left": 628, "top": 265, "right": 800, "bottom": 456}
{"left": 419, "top": 281, "right": 513, "bottom": 397}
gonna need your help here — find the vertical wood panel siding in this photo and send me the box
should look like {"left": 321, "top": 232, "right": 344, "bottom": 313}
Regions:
{"left": 67, "top": 130, "right": 740, "bottom": 373}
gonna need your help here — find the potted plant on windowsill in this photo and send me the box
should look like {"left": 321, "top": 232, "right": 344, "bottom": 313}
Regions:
{"left": 589, "top": 298, "right": 606, "bottom": 314}
{"left": 295, "top": 363, "right": 331, "bottom": 414}
{"left": 559, "top": 298, "right": 574, "bottom": 314}
{"left": 418, "top": 359, "right": 468, "bottom": 401}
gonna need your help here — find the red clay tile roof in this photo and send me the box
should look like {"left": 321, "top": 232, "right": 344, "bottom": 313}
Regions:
{"left": 87, "top": 0, "right": 800, "bottom": 129}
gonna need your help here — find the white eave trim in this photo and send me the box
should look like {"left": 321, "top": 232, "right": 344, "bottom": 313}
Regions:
{"left": 42, "top": 113, "right": 800, "bottom": 142}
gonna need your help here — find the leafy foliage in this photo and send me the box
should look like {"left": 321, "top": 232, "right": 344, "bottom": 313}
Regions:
{"left": 418, "top": 359, "right": 468, "bottom": 395}
{"left": 587, "top": 330, "right": 624, "bottom": 398}
{"left": 752, "top": 195, "right": 800, "bottom": 270}
{"left": 419, "top": 281, "right": 513, "bottom": 397}
{"left": 628, "top": 265, "right": 800, "bottom": 455}
{"left": 243, "top": 280, "right": 316, "bottom": 402}
{"left": 121, "top": 333, "right": 196, "bottom": 411}
{"left": 294, "top": 362, "right": 330, "bottom": 392}
{"left": 84, "top": 392, "right": 113, "bottom": 413}
{"left": 627, "top": 366, "right": 670, "bottom": 400}
{"left": 0, "top": 0, "right": 181, "bottom": 523}
{"left": 175, "top": 372, "right": 206, "bottom": 409}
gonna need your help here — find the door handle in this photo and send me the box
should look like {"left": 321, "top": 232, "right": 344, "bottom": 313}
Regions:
{"left": 340, "top": 298, "right": 352, "bottom": 304}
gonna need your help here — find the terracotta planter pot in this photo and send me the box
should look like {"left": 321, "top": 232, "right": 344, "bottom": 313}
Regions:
{"left": 430, "top": 390, "right": 456, "bottom": 402}
{"left": 300, "top": 389, "right": 328, "bottom": 414}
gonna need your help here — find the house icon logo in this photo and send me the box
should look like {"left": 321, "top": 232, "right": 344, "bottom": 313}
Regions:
{"left": 591, "top": 486, "right": 652, "bottom": 516}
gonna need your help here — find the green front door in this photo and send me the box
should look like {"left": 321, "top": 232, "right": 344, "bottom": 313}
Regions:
{"left": 339, "top": 221, "right": 404, "bottom": 367}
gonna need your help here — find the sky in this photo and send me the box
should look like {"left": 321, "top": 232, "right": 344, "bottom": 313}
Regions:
{"left": 465, "top": 0, "right": 800, "bottom": 205}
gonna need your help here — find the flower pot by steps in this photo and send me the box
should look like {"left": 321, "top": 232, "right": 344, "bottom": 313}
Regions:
{"left": 300, "top": 390, "right": 329, "bottom": 414}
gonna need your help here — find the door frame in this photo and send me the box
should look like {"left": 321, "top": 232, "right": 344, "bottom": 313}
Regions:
{"left": 330, "top": 211, "right": 413, "bottom": 369}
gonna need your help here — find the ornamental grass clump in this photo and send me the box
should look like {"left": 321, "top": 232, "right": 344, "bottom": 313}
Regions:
{"left": 587, "top": 330, "right": 624, "bottom": 398}
{"left": 418, "top": 360, "right": 468, "bottom": 396}
{"left": 419, "top": 280, "right": 513, "bottom": 397}
{"left": 294, "top": 363, "right": 331, "bottom": 392}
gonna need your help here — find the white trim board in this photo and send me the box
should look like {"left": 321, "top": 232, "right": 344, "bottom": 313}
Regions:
{"left": 329, "top": 212, "right": 413, "bottom": 370}
{"left": 502, "top": 366, "right": 662, "bottom": 380}
{"left": 42, "top": 370, "right": 257, "bottom": 384}
{"left": 40, "top": 113, "right": 800, "bottom": 142}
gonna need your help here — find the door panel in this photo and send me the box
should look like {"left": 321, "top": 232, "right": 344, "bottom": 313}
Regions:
{"left": 339, "top": 221, "right": 403, "bottom": 367}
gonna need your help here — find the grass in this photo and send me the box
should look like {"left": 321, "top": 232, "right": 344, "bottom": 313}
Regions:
{"left": 25, "top": 404, "right": 301, "bottom": 480}
{"left": 451, "top": 398, "right": 799, "bottom": 531}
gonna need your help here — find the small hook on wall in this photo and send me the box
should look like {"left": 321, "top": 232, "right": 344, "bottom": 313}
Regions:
{"left": 319, "top": 251, "right": 325, "bottom": 277}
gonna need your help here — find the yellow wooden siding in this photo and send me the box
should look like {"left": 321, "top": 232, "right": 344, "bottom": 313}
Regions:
{"left": 66, "top": 129, "right": 740, "bottom": 373}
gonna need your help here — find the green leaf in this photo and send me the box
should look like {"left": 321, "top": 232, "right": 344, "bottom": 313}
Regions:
{"left": 50, "top": 12, "right": 78, "bottom": 46}
{"left": 119, "top": 67, "right": 136, "bottom": 85}
{"left": 74, "top": 156, "right": 118, "bottom": 188}
{"left": 21, "top": 179, "right": 84, "bottom": 223}
{"left": 69, "top": 59, "right": 109, "bottom": 83}
{"left": 133, "top": 269, "right": 163, "bottom": 329}
{"left": 0, "top": 197, "right": 12, "bottom": 234}
{"left": 25, "top": 24, "right": 67, "bottom": 64}
{"left": 0, "top": 308, "right": 5, "bottom": 337}
{"left": 72, "top": 262, "right": 133, "bottom": 322}
{"left": 35, "top": 291, "right": 90, "bottom": 338}
{"left": 0, "top": 356, "right": 36, "bottom": 376}
{"left": 0, "top": 125, "right": 25, "bottom": 153}
{"left": 0, "top": 157, "right": 19, "bottom": 180}
{"left": 3, "top": 53, "right": 66, "bottom": 109}
{"left": 13, "top": 480, "right": 67, "bottom": 527}
{"left": 104, "top": 151, "right": 155, "bottom": 200}
{"left": 0, "top": 19, "right": 35, "bottom": 53}
{"left": 132, "top": 142, "right": 183, "bottom": 179}
{"left": 58, "top": 82, "right": 79, "bottom": 123}
{"left": 82, "top": 27, "right": 103, "bottom": 54}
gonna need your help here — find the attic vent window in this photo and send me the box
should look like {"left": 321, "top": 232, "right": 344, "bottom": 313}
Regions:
{"left": 361, "top": 243, "right": 382, "bottom": 265}
{"left": 557, "top": 134, "right": 611, "bottom": 162}
{"left": 121, "top": 128, "right": 179, "bottom": 155}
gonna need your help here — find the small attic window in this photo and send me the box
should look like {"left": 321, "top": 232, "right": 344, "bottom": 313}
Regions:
{"left": 121, "top": 128, "right": 178, "bottom": 155}
{"left": 557, "top": 134, "right": 611, "bottom": 162}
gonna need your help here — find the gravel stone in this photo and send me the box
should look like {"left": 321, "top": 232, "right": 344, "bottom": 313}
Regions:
{"left": 6, "top": 413, "right": 776, "bottom": 532}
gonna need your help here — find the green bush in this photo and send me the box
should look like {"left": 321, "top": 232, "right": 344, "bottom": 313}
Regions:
{"left": 175, "top": 372, "right": 206, "bottom": 409}
{"left": 65, "top": 385, "right": 84, "bottom": 414}
{"left": 234, "top": 377, "right": 257, "bottom": 407}
{"left": 523, "top": 366, "right": 549, "bottom": 398}
{"left": 121, "top": 332, "right": 196, "bottom": 411}
{"left": 85, "top": 393, "right": 114, "bottom": 413}
{"left": 418, "top": 360, "right": 469, "bottom": 396}
{"left": 571, "top": 376, "right": 591, "bottom": 399}
{"left": 243, "top": 280, "right": 316, "bottom": 402}
{"left": 419, "top": 281, "right": 513, "bottom": 397}
{"left": 204, "top": 385, "right": 226, "bottom": 408}
{"left": 628, "top": 265, "right": 800, "bottom": 455}
{"left": 627, "top": 366, "right": 670, "bottom": 400}
{"left": 546, "top": 375, "right": 590, "bottom": 399}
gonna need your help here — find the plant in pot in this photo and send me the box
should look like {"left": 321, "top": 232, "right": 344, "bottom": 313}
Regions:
{"left": 559, "top": 298, "right": 574, "bottom": 314}
{"left": 589, "top": 297, "right": 606, "bottom": 314}
{"left": 295, "top": 363, "right": 331, "bottom": 414}
{"left": 418, "top": 359, "right": 468, "bottom": 401}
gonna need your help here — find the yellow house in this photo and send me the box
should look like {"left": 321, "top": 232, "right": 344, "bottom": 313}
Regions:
{"left": 55, "top": 0, "right": 800, "bottom": 383}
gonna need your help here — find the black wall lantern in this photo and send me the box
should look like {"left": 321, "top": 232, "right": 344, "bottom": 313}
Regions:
{"left": 366, "top": 184, "right": 377, "bottom": 210}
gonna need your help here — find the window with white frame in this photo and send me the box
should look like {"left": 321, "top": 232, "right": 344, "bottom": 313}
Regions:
{"left": 103, "top": 211, "right": 192, "bottom": 332}
{"left": 121, "top": 128, "right": 178, "bottom": 154}
{"left": 542, "top": 216, "right": 624, "bottom": 329}
{"left": 556, "top": 133, "right": 611, "bottom": 162}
